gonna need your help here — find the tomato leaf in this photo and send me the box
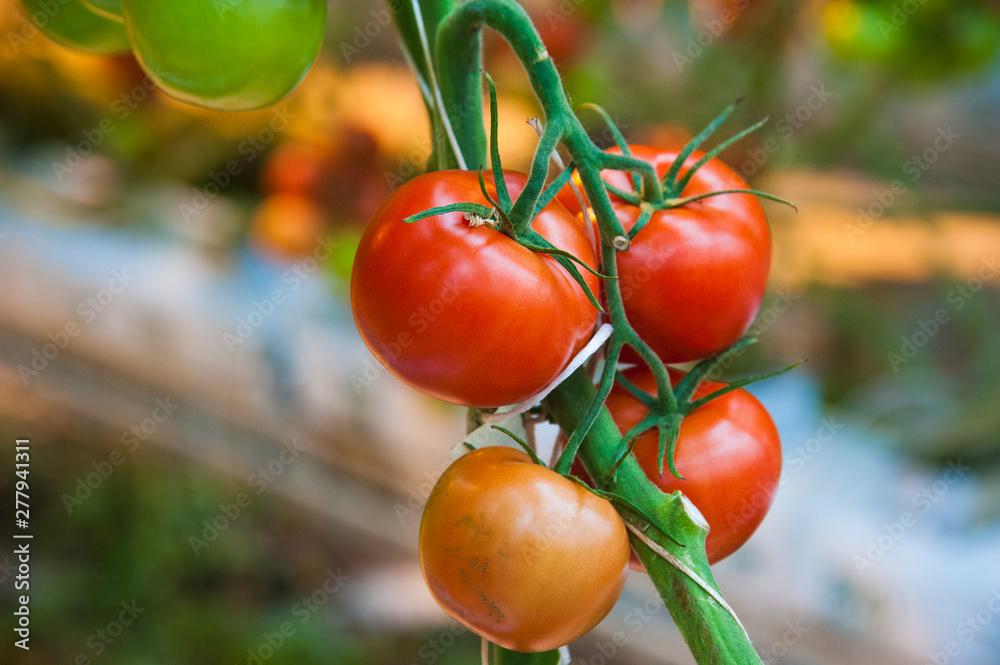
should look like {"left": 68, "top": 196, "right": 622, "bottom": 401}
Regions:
{"left": 533, "top": 162, "right": 577, "bottom": 216}
{"left": 477, "top": 169, "right": 517, "bottom": 237}
{"left": 662, "top": 187, "right": 798, "bottom": 213}
{"left": 674, "top": 115, "right": 769, "bottom": 195}
{"left": 401, "top": 201, "right": 496, "bottom": 224}
{"left": 580, "top": 103, "right": 642, "bottom": 195}
{"left": 626, "top": 202, "right": 656, "bottom": 241}
{"left": 658, "top": 416, "right": 683, "bottom": 480}
{"left": 482, "top": 69, "right": 513, "bottom": 211}
{"left": 519, "top": 229, "right": 606, "bottom": 312}
{"left": 602, "top": 178, "right": 642, "bottom": 205}
{"left": 491, "top": 425, "right": 546, "bottom": 467}
{"left": 673, "top": 336, "right": 759, "bottom": 403}
{"left": 613, "top": 369, "right": 657, "bottom": 409}
{"left": 662, "top": 97, "right": 742, "bottom": 193}
{"left": 684, "top": 361, "right": 802, "bottom": 414}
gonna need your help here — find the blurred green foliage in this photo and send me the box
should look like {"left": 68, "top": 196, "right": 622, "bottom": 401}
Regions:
{"left": 0, "top": 418, "right": 480, "bottom": 665}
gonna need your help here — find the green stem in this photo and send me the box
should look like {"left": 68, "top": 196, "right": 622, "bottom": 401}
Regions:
{"left": 545, "top": 371, "right": 764, "bottom": 665}
{"left": 388, "top": 0, "right": 478, "bottom": 169}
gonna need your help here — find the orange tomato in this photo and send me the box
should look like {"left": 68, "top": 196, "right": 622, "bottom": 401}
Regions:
{"left": 420, "top": 446, "right": 630, "bottom": 652}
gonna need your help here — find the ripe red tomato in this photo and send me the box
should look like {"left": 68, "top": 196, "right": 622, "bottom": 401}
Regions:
{"left": 593, "top": 367, "right": 781, "bottom": 565}
{"left": 420, "top": 446, "right": 630, "bottom": 652}
{"left": 559, "top": 145, "right": 771, "bottom": 364}
{"left": 350, "top": 170, "right": 598, "bottom": 408}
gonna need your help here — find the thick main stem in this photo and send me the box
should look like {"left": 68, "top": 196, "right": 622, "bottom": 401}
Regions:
{"left": 545, "top": 371, "right": 763, "bottom": 665}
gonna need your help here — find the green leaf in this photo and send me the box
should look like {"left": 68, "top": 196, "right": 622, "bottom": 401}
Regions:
{"left": 685, "top": 362, "right": 802, "bottom": 414}
{"left": 627, "top": 202, "right": 655, "bottom": 241}
{"left": 674, "top": 336, "right": 759, "bottom": 403}
{"left": 674, "top": 115, "right": 768, "bottom": 195}
{"left": 491, "top": 426, "right": 546, "bottom": 466}
{"left": 662, "top": 97, "right": 742, "bottom": 191}
{"left": 661, "top": 187, "right": 797, "bottom": 212}
{"left": 534, "top": 163, "right": 576, "bottom": 216}
{"left": 580, "top": 103, "right": 642, "bottom": 195}
{"left": 403, "top": 202, "right": 497, "bottom": 224}
{"left": 482, "top": 70, "right": 512, "bottom": 210}
{"left": 477, "top": 169, "right": 517, "bottom": 237}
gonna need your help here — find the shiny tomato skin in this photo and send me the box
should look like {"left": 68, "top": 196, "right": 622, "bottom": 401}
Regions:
{"left": 606, "top": 367, "right": 781, "bottom": 565}
{"left": 420, "top": 446, "right": 630, "bottom": 652}
{"left": 122, "top": 0, "right": 325, "bottom": 111}
{"left": 350, "top": 170, "right": 599, "bottom": 408}
{"left": 558, "top": 145, "right": 771, "bottom": 364}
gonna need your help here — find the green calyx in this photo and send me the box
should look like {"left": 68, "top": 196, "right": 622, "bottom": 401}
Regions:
{"left": 580, "top": 100, "right": 797, "bottom": 236}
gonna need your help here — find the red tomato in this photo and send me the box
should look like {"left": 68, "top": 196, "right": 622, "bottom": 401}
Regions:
{"left": 420, "top": 446, "right": 630, "bottom": 652}
{"left": 559, "top": 145, "right": 771, "bottom": 364}
{"left": 587, "top": 366, "right": 781, "bottom": 565}
{"left": 350, "top": 170, "right": 598, "bottom": 408}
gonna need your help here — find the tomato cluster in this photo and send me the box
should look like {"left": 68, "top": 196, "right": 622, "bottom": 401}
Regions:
{"left": 16, "top": 0, "right": 326, "bottom": 111}
{"left": 21, "top": 0, "right": 785, "bottom": 656}
{"left": 353, "top": 138, "right": 782, "bottom": 650}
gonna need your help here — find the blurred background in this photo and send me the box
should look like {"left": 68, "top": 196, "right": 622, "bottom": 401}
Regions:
{"left": 1, "top": 0, "right": 999, "bottom": 663}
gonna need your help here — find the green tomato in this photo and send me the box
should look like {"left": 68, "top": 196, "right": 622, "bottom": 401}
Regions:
{"left": 80, "top": 0, "right": 123, "bottom": 23}
{"left": 122, "top": 0, "right": 327, "bottom": 112}
{"left": 17, "top": 0, "right": 129, "bottom": 52}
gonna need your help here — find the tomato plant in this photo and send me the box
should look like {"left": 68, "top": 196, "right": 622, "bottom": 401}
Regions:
{"left": 601, "top": 366, "right": 782, "bottom": 564}
{"left": 350, "top": 170, "right": 599, "bottom": 408}
{"left": 121, "top": 0, "right": 326, "bottom": 111}
{"left": 419, "top": 446, "right": 630, "bottom": 653}
{"left": 20, "top": 0, "right": 793, "bottom": 662}
{"left": 18, "top": 0, "right": 129, "bottom": 52}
